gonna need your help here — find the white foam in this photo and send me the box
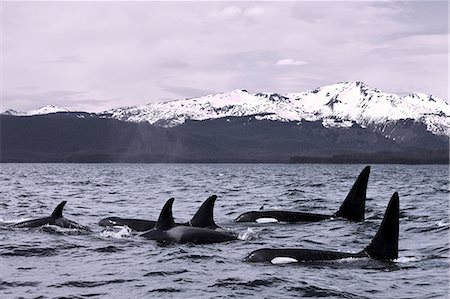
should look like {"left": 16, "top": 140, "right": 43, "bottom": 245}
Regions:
{"left": 256, "top": 218, "right": 278, "bottom": 223}
{"left": 435, "top": 220, "right": 450, "bottom": 227}
{"left": 394, "top": 256, "right": 422, "bottom": 263}
{"left": 100, "top": 226, "right": 132, "bottom": 239}
{"left": 238, "top": 228, "right": 256, "bottom": 240}
{"left": 334, "top": 256, "right": 361, "bottom": 263}
{"left": 271, "top": 257, "right": 298, "bottom": 264}
{"left": 38, "top": 224, "right": 86, "bottom": 235}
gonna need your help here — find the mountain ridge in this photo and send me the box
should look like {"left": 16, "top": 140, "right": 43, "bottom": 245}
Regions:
{"left": 3, "top": 81, "right": 449, "bottom": 137}
{"left": 100, "top": 81, "right": 450, "bottom": 136}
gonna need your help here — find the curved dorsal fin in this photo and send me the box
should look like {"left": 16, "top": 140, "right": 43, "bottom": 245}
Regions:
{"left": 335, "top": 166, "right": 370, "bottom": 221}
{"left": 155, "top": 198, "right": 176, "bottom": 230}
{"left": 51, "top": 201, "right": 67, "bottom": 218}
{"left": 364, "top": 192, "right": 399, "bottom": 260}
{"left": 190, "top": 195, "right": 218, "bottom": 229}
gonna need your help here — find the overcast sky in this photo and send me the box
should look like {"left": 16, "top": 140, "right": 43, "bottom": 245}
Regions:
{"left": 1, "top": 1, "right": 448, "bottom": 112}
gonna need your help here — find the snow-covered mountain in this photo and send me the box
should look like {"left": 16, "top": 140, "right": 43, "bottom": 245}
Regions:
{"left": 103, "top": 81, "right": 450, "bottom": 136}
{"left": 3, "top": 82, "right": 449, "bottom": 136}
{"left": 1, "top": 105, "right": 69, "bottom": 116}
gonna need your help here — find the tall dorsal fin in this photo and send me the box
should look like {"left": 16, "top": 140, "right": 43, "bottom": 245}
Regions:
{"left": 335, "top": 166, "right": 370, "bottom": 221}
{"left": 155, "top": 198, "right": 176, "bottom": 230}
{"left": 364, "top": 192, "right": 399, "bottom": 260}
{"left": 190, "top": 195, "right": 218, "bottom": 229}
{"left": 51, "top": 201, "right": 67, "bottom": 218}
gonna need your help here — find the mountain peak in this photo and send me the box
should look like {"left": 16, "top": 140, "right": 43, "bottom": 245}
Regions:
{"left": 27, "top": 105, "right": 69, "bottom": 115}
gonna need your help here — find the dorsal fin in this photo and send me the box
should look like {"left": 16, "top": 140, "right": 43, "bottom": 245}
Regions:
{"left": 51, "top": 201, "right": 67, "bottom": 218}
{"left": 364, "top": 192, "right": 399, "bottom": 260}
{"left": 155, "top": 198, "right": 176, "bottom": 230}
{"left": 190, "top": 195, "right": 218, "bottom": 229}
{"left": 335, "top": 166, "right": 370, "bottom": 221}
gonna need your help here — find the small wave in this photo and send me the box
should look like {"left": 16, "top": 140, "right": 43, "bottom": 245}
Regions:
{"left": 434, "top": 187, "right": 449, "bottom": 193}
{"left": 309, "top": 183, "right": 324, "bottom": 187}
{"left": 93, "top": 246, "right": 123, "bottom": 253}
{"left": 185, "top": 254, "right": 215, "bottom": 260}
{"left": 0, "top": 280, "right": 40, "bottom": 289}
{"left": 69, "top": 180, "right": 92, "bottom": 186}
{"left": 50, "top": 279, "right": 135, "bottom": 288}
{"left": 406, "top": 223, "right": 449, "bottom": 233}
{"left": 148, "top": 287, "right": 181, "bottom": 293}
{"left": 144, "top": 269, "right": 188, "bottom": 277}
{"left": 435, "top": 220, "right": 450, "bottom": 227}
{"left": 394, "top": 256, "right": 423, "bottom": 263}
{"left": 287, "top": 285, "right": 363, "bottom": 299}
{"left": 95, "top": 183, "right": 111, "bottom": 187}
{"left": 285, "top": 189, "right": 305, "bottom": 196}
{"left": 100, "top": 226, "right": 132, "bottom": 239}
{"left": 238, "top": 228, "right": 258, "bottom": 240}
{"left": 1, "top": 246, "right": 58, "bottom": 257}
{"left": 211, "top": 277, "right": 285, "bottom": 289}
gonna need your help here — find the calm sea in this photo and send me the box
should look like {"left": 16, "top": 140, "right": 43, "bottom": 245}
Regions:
{"left": 0, "top": 164, "right": 448, "bottom": 298}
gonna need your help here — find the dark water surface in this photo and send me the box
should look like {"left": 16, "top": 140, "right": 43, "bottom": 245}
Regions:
{"left": 0, "top": 164, "right": 448, "bottom": 298}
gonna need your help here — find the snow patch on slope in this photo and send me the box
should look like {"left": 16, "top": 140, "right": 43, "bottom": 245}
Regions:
{"left": 27, "top": 105, "right": 69, "bottom": 115}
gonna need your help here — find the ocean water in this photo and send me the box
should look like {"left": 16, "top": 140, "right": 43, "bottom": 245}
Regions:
{"left": 0, "top": 163, "right": 448, "bottom": 299}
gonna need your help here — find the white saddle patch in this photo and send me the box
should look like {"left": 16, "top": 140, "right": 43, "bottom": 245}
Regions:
{"left": 271, "top": 257, "right": 298, "bottom": 264}
{"left": 255, "top": 218, "right": 278, "bottom": 223}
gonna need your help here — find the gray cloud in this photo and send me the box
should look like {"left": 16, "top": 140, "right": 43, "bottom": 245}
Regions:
{"left": 2, "top": 1, "right": 448, "bottom": 112}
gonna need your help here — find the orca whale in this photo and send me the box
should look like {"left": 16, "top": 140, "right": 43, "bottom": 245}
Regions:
{"left": 10, "top": 201, "right": 90, "bottom": 230}
{"left": 98, "top": 217, "right": 156, "bottom": 231}
{"left": 245, "top": 192, "right": 399, "bottom": 263}
{"left": 141, "top": 198, "right": 237, "bottom": 244}
{"left": 98, "top": 195, "right": 220, "bottom": 231}
{"left": 235, "top": 166, "right": 370, "bottom": 223}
